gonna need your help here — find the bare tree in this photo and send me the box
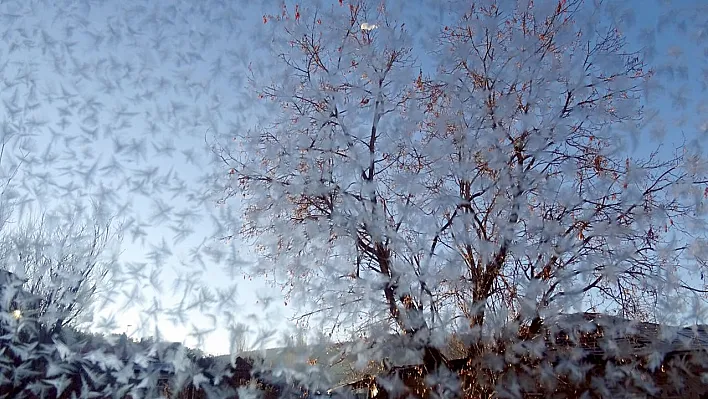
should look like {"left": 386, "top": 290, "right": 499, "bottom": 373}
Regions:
{"left": 211, "top": 0, "right": 708, "bottom": 395}
{"left": 230, "top": 322, "right": 252, "bottom": 354}
{"left": 1, "top": 204, "right": 122, "bottom": 337}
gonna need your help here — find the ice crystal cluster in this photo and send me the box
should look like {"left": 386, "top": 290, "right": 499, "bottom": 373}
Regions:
{"left": 0, "top": 0, "right": 707, "bottom": 398}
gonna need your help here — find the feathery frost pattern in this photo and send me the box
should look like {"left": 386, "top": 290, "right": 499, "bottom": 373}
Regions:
{"left": 0, "top": 0, "right": 707, "bottom": 398}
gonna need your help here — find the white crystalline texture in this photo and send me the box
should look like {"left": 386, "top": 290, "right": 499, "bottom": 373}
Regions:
{"left": 0, "top": 0, "right": 706, "bottom": 398}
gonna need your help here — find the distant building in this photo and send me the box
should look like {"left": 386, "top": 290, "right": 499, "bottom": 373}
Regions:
{"left": 332, "top": 313, "right": 708, "bottom": 399}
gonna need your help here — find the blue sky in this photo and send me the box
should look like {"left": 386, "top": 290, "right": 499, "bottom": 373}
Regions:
{"left": 0, "top": 0, "right": 704, "bottom": 356}
{"left": 0, "top": 0, "right": 292, "bottom": 355}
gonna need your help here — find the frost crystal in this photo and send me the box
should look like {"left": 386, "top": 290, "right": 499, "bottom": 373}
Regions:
{"left": 0, "top": 0, "right": 706, "bottom": 398}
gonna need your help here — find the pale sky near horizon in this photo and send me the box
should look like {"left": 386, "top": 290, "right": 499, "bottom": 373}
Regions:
{"left": 0, "top": 0, "right": 704, "bottom": 356}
